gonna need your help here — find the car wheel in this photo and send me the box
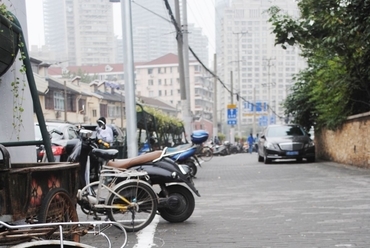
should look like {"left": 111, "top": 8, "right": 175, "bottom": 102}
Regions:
{"left": 258, "top": 154, "right": 264, "bottom": 162}
{"left": 264, "top": 155, "right": 272, "bottom": 164}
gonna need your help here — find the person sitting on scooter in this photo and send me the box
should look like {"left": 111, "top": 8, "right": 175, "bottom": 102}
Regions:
{"left": 96, "top": 117, "right": 114, "bottom": 145}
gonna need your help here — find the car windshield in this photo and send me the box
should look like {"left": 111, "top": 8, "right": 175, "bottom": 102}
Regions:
{"left": 267, "top": 126, "right": 305, "bottom": 137}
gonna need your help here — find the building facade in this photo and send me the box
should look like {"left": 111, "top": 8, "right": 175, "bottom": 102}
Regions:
{"left": 129, "top": 0, "right": 209, "bottom": 66}
{"left": 134, "top": 53, "right": 214, "bottom": 135}
{"left": 215, "top": 0, "right": 306, "bottom": 139}
{"left": 43, "top": 0, "right": 116, "bottom": 66}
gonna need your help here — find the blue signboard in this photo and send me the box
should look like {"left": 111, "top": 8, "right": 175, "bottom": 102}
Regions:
{"left": 227, "top": 107, "right": 237, "bottom": 125}
{"left": 227, "top": 120, "right": 237, "bottom": 125}
{"left": 259, "top": 115, "right": 276, "bottom": 127}
{"left": 227, "top": 108, "right": 237, "bottom": 119}
{"left": 243, "top": 101, "right": 268, "bottom": 113}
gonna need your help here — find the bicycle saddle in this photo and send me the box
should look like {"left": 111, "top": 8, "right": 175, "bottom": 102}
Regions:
{"left": 107, "top": 150, "right": 163, "bottom": 169}
{"left": 91, "top": 148, "right": 118, "bottom": 160}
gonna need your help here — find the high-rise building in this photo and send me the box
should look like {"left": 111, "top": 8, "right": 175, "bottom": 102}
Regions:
{"left": 215, "top": 0, "right": 306, "bottom": 138}
{"left": 130, "top": 0, "right": 209, "bottom": 65}
{"left": 43, "top": 0, "right": 115, "bottom": 66}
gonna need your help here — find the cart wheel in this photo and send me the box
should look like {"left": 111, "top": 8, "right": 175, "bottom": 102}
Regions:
{"left": 38, "top": 188, "right": 80, "bottom": 242}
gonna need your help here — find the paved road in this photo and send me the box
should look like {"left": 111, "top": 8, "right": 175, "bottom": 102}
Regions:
{"left": 79, "top": 153, "right": 370, "bottom": 248}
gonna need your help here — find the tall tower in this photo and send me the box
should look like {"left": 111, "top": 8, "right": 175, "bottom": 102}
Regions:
{"left": 131, "top": 0, "right": 176, "bottom": 63}
{"left": 43, "top": 0, "right": 115, "bottom": 66}
{"left": 130, "top": 0, "right": 209, "bottom": 65}
{"left": 216, "top": 0, "right": 306, "bottom": 136}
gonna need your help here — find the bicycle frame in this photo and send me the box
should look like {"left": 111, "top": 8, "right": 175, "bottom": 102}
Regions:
{"left": 0, "top": 220, "right": 127, "bottom": 248}
{"left": 78, "top": 167, "right": 152, "bottom": 211}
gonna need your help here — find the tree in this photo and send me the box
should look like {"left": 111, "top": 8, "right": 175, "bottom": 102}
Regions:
{"left": 267, "top": 0, "right": 370, "bottom": 130}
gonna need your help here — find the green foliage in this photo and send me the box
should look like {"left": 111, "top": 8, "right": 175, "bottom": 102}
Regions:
{"left": 267, "top": 0, "right": 370, "bottom": 130}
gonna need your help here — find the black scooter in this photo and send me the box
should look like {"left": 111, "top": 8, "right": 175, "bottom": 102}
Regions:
{"left": 69, "top": 130, "right": 200, "bottom": 223}
{"left": 108, "top": 149, "right": 200, "bottom": 223}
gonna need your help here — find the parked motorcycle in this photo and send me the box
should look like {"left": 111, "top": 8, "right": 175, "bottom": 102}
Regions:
{"left": 69, "top": 130, "right": 200, "bottom": 223}
{"left": 166, "top": 145, "right": 200, "bottom": 178}
{"left": 212, "top": 141, "right": 231, "bottom": 156}
{"left": 139, "top": 130, "right": 209, "bottom": 178}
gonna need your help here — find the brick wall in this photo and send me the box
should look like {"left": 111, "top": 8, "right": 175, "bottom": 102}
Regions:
{"left": 315, "top": 111, "right": 370, "bottom": 168}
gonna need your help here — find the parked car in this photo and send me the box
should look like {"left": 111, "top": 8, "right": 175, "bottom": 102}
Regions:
{"left": 257, "top": 124, "right": 315, "bottom": 164}
{"left": 34, "top": 122, "right": 80, "bottom": 162}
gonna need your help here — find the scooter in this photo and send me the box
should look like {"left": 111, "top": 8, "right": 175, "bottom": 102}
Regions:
{"left": 69, "top": 130, "right": 200, "bottom": 224}
{"left": 165, "top": 144, "right": 201, "bottom": 178}
{"left": 212, "top": 141, "right": 231, "bottom": 156}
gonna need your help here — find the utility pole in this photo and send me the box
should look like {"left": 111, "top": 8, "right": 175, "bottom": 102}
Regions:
{"left": 64, "top": 81, "right": 67, "bottom": 122}
{"left": 253, "top": 87, "right": 256, "bottom": 135}
{"left": 230, "top": 71, "right": 235, "bottom": 143}
{"left": 233, "top": 31, "right": 247, "bottom": 140}
{"left": 264, "top": 57, "right": 275, "bottom": 125}
{"left": 120, "top": 0, "right": 137, "bottom": 157}
{"left": 213, "top": 54, "right": 218, "bottom": 142}
{"left": 174, "top": 1, "right": 189, "bottom": 141}
{"left": 182, "top": 0, "right": 192, "bottom": 140}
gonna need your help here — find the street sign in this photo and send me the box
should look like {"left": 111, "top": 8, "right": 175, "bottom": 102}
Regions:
{"left": 227, "top": 105, "right": 237, "bottom": 126}
{"left": 227, "top": 120, "right": 237, "bottom": 125}
{"left": 227, "top": 108, "right": 237, "bottom": 119}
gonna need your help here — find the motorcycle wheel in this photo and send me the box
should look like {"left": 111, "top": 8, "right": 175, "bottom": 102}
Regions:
{"left": 186, "top": 161, "right": 197, "bottom": 177}
{"left": 158, "top": 185, "right": 195, "bottom": 223}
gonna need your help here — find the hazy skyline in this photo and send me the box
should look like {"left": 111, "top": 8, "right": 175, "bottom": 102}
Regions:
{"left": 25, "top": 0, "right": 216, "bottom": 56}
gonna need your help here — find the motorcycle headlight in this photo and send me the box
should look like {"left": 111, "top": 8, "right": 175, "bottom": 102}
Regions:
{"left": 265, "top": 141, "right": 279, "bottom": 150}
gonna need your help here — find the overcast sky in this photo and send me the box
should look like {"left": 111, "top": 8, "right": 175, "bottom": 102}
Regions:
{"left": 25, "top": 0, "right": 216, "bottom": 54}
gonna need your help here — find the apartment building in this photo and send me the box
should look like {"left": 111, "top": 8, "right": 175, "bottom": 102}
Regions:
{"left": 135, "top": 53, "right": 214, "bottom": 133}
{"left": 215, "top": 0, "right": 306, "bottom": 137}
{"left": 43, "top": 0, "right": 116, "bottom": 66}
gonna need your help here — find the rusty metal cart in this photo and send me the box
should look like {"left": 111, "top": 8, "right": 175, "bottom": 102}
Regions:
{"left": 0, "top": 144, "right": 81, "bottom": 245}
{"left": 0, "top": 145, "right": 128, "bottom": 248}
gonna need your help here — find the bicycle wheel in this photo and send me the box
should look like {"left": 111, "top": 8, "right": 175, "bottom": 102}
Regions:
{"left": 38, "top": 188, "right": 80, "bottom": 242}
{"left": 106, "top": 180, "right": 158, "bottom": 232}
{"left": 200, "top": 148, "right": 213, "bottom": 162}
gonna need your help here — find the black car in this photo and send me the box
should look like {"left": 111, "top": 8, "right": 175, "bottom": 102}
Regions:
{"left": 35, "top": 122, "right": 80, "bottom": 162}
{"left": 257, "top": 124, "right": 315, "bottom": 164}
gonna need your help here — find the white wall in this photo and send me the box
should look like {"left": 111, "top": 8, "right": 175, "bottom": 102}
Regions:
{"left": 0, "top": 0, "right": 37, "bottom": 163}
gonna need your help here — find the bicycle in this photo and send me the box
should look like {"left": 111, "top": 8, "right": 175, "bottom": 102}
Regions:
{"left": 77, "top": 156, "right": 158, "bottom": 232}
{"left": 0, "top": 220, "right": 127, "bottom": 248}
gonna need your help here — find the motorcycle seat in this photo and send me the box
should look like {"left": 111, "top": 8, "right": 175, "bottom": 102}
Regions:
{"left": 166, "top": 143, "right": 193, "bottom": 153}
{"left": 107, "top": 150, "right": 163, "bottom": 169}
{"left": 91, "top": 148, "right": 118, "bottom": 160}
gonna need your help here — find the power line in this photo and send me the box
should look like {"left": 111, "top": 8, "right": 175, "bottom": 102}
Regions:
{"left": 162, "top": 0, "right": 284, "bottom": 120}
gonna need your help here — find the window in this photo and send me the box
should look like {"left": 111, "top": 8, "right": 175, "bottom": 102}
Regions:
{"left": 148, "top": 79, "right": 153, "bottom": 86}
{"left": 92, "top": 109, "right": 97, "bottom": 117}
{"left": 54, "top": 92, "right": 65, "bottom": 111}
{"left": 108, "top": 105, "right": 120, "bottom": 118}
{"left": 148, "top": 68, "right": 153, "bottom": 74}
{"left": 159, "top": 90, "right": 162, "bottom": 96}
{"left": 158, "top": 79, "right": 162, "bottom": 85}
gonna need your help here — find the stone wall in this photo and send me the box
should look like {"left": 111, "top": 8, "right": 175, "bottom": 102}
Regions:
{"left": 315, "top": 111, "right": 370, "bottom": 168}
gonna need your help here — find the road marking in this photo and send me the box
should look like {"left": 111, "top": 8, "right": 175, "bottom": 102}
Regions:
{"left": 133, "top": 214, "right": 160, "bottom": 248}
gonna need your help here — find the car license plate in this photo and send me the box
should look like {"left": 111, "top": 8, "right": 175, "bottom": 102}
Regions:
{"left": 286, "top": 151, "right": 298, "bottom": 155}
